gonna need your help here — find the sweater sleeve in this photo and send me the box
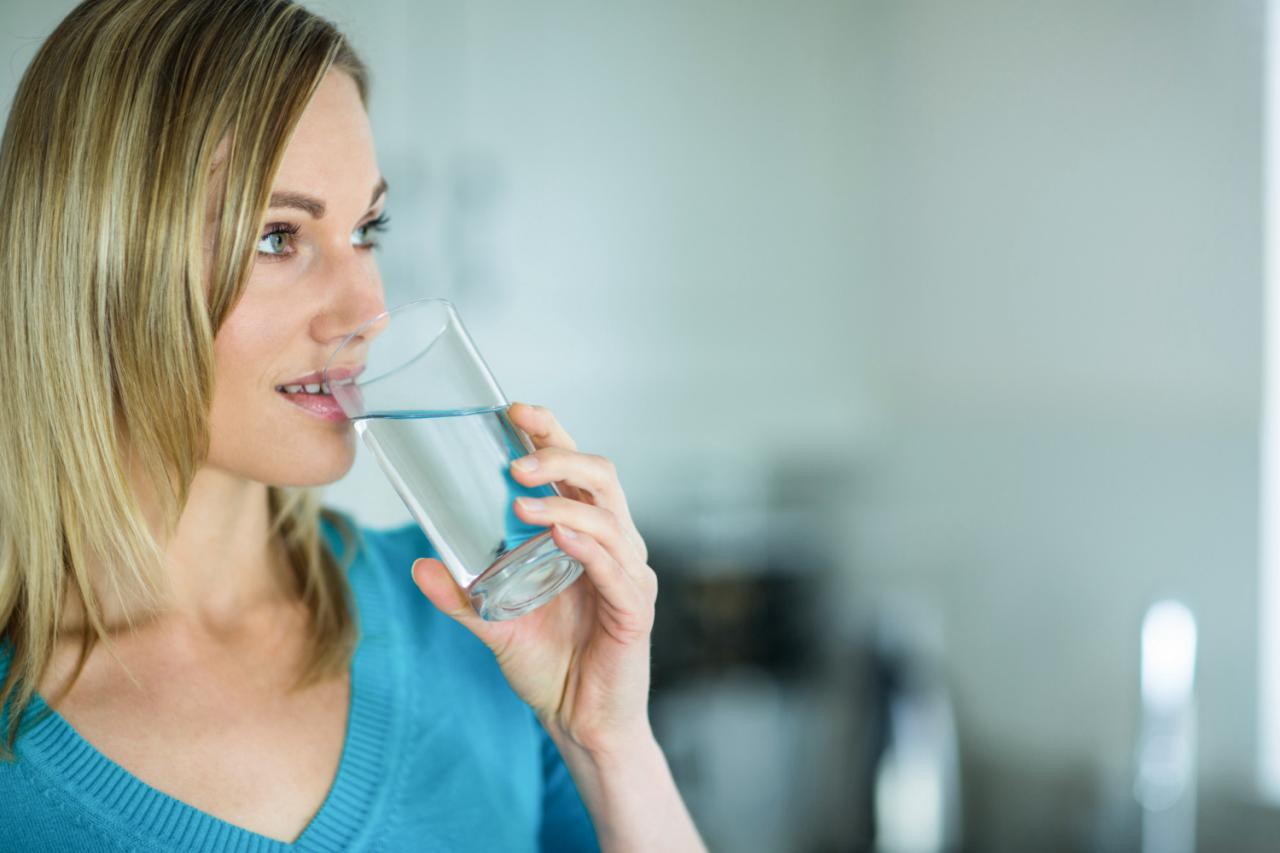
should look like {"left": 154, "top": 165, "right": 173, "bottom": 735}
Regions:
{"left": 538, "top": 719, "right": 601, "bottom": 852}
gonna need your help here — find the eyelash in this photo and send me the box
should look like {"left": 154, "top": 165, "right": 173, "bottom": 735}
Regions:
{"left": 256, "top": 213, "right": 391, "bottom": 261}
{"left": 360, "top": 213, "right": 391, "bottom": 246}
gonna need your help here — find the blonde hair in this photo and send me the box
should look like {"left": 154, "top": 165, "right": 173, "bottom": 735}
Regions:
{"left": 0, "top": 0, "right": 370, "bottom": 755}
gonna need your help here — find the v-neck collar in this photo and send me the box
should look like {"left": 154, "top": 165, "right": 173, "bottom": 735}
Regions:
{"left": 9, "top": 514, "right": 403, "bottom": 852}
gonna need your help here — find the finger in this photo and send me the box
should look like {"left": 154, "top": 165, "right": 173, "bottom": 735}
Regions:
{"left": 410, "top": 557, "right": 509, "bottom": 648}
{"left": 510, "top": 447, "right": 647, "bottom": 562}
{"left": 550, "top": 524, "right": 651, "bottom": 637}
{"left": 507, "top": 402, "right": 589, "bottom": 502}
{"left": 508, "top": 402, "right": 577, "bottom": 452}
{"left": 514, "top": 495, "right": 646, "bottom": 584}
{"left": 507, "top": 404, "right": 648, "bottom": 563}
{"left": 511, "top": 447, "right": 633, "bottom": 518}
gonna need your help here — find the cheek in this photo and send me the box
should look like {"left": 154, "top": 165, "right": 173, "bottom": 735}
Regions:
{"left": 206, "top": 307, "right": 357, "bottom": 486}
{"left": 210, "top": 307, "right": 282, "bottom": 409}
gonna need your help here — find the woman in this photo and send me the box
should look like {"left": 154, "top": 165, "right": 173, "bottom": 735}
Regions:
{"left": 0, "top": 1, "right": 705, "bottom": 850}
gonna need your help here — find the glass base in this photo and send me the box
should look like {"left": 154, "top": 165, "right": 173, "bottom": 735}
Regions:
{"left": 467, "top": 532, "right": 585, "bottom": 621}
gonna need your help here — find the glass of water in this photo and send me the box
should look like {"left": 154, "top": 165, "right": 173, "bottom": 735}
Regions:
{"left": 322, "top": 297, "right": 585, "bottom": 621}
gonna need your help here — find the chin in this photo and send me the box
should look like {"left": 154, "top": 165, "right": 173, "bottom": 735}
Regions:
{"left": 275, "top": 435, "right": 358, "bottom": 487}
{"left": 275, "top": 458, "right": 355, "bottom": 488}
{"left": 211, "top": 425, "right": 358, "bottom": 488}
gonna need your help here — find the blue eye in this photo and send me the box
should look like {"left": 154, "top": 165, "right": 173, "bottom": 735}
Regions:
{"left": 353, "top": 213, "right": 391, "bottom": 249}
{"left": 257, "top": 224, "right": 299, "bottom": 257}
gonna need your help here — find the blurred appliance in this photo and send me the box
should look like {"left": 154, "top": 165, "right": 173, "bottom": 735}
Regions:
{"left": 866, "top": 602, "right": 964, "bottom": 853}
{"left": 644, "top": 453, "right": 963, "bottom": 852}
{"left": 1133, "top": 599, "right": 1198, "bottom": 853}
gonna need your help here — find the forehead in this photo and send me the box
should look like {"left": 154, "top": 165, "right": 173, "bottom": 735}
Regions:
{"left": 270, "top": 70, "right": 378, "bottom": 204}
{"left": 203, "top": 70, "right": 379, "bottom": 225}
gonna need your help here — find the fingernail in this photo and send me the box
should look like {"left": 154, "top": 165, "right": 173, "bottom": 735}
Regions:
{"left": 556, "top": 524, "right": 577, "bottom": 539}
{"left": 517, "top": 497, "right": 545, "bottom": 512}
{"left": 512, "top": 455, "right": 539, "bottom": 472}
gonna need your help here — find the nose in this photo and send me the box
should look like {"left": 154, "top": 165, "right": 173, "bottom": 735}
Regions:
{"left": 311, "top": 257, "right": 387, "bottom": 351}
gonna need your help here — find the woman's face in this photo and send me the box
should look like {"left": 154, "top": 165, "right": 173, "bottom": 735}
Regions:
{"left": 207, "top": 69, "right": 387, "bottom": 487}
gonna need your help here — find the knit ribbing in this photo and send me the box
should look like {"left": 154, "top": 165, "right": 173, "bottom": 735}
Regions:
{"left": 11, "top": 513, "right": 403, "bottom": 852}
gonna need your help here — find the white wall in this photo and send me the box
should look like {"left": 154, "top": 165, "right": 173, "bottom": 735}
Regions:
{"left": 0, "top": 2, "right": 68, "bottom": 107}
{"left": 844, "top": 0, "right": 1265, "bottom": 826}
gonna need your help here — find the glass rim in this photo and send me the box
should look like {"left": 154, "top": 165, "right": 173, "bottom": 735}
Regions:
{"left": 322, "top": 296, "right": 457, "bottom": 389}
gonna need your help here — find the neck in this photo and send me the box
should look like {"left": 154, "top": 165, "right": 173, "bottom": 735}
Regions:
{"left": 63, "top": 467, "right": 297, "bottom": 637}
{"left": 165, "top": 467, "right": 296, "bottom": 629}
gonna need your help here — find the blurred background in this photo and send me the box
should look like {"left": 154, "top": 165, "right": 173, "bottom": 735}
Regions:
{"left": 4, "top": 0, "right": 1278, "bottom": 850}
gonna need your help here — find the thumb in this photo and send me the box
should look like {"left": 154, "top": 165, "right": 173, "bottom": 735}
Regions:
{"left": 410, "top": 557, "right": 496, "bottom": 642}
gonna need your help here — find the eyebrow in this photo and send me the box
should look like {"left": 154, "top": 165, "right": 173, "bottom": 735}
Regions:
{"left": 268, "top": 177, "right": 389, "bottom": 219}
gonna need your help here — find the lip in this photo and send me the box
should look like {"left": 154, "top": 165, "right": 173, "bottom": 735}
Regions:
{"left": 274, "top": 364, "right": 365, "bottom": 391}
{"left": 322, "top": 363, "right": 366, "bottom": 385}
{"left": 278, "top": 369, "right": 326, "bottom": 387}
{"left": 276, "top": 386, "right": 349, "bottom": 422}
{"left": 271, "top": 363, "right": 365, "bottom": 423}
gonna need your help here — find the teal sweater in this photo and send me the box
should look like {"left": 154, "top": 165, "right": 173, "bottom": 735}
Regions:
{"left": 0, "top": 512, "right": 600, "bottom": 852}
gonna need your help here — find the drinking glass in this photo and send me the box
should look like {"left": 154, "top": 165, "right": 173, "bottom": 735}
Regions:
{"left": 323, "top": 297, "right": 585, "bottom": 621}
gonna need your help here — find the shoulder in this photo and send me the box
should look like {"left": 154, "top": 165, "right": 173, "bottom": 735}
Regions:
{"left": 319, "top": 505, "right": 437, "bottom": 570}
{"left": 319, "top": 508, "right": 443, "bottom": 632}
{"left": 318, "top": 506, "right": 438, "bottom": 615}
{"left": 318, "top": 508, "right": 519, "bottom": 702}
{"left": 318, "top": 507, "right": 444, "bottom": 648}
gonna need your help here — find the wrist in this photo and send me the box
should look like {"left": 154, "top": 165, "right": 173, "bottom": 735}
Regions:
{"left": 541, "top": 714, "right": 659, "bottom": 768}
{"left": 543, "top": 720, "right": 707, "bottom": 853}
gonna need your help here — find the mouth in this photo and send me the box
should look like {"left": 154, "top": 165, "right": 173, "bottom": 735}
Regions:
{"left": 274, "top": 370, "right": 346, "bottom": 422}
{"left": 275, "top": 387, "right": 346, "bottom": 422}
{"left": 272, "top": 361, "right": 366, "bottom": 422}
{"left": 274, "top": 380, "right": 334, "bottom": 395}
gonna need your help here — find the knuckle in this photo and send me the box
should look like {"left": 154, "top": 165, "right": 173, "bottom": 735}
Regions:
{"left": 590, "top": 453, "right": 616, "bottom": 482}
{"left": 535, "top": 447, "right": 567, "bottom": 468}
{"left": 591, "top": 508, "right": 620, "bottom": 540}
{"left": 604, "top": 509, "right": 623, "bottom": 535}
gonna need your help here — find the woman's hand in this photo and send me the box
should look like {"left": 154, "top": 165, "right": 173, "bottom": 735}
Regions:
{"left": 411, "top": 403, "right": 707, "bottom": 853}
{"left": 409, "top": 401, "right": 658, "bottom": 758}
